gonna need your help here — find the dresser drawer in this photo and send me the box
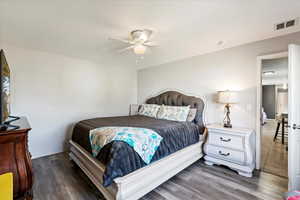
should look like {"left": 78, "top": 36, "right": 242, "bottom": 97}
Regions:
{"left": 208, "top": 132, "right": 244, "bottom": 151}
{"left": 205, "top": 145, "right": 245, "bottom": 165}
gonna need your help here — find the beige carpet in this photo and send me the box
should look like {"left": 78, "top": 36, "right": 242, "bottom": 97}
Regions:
{"left": 261, "top": 120, "right": 288, "bottom": 178}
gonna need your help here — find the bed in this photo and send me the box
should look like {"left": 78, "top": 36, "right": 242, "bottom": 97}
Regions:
{"left": 69, "top": 91, "right": 206, "bottom": 200}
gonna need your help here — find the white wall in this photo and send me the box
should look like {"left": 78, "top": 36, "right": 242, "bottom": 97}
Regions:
{"left": 138, "top": 32, "right": 300, "bottom": 129}
{"left": 277, "top": 89, "right": 288, "bottom": 114}
{"left": 1, "top": 44, "right": 137, "bottom": 158}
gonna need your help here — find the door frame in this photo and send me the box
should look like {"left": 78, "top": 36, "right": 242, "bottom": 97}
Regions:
{"left": 256, "top": 51, "right": 288, "bottom": 169}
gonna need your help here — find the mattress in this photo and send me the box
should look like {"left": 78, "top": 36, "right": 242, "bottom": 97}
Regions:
{"left": 71, "top": 115, "right": 204, "bottom": 186}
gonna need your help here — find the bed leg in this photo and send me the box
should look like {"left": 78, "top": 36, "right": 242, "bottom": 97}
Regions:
{"left": 69, "top": 154, "right": 80, "bottom": 169}
{"left": 204, "top": 160, "right": 214, "bottom": 166}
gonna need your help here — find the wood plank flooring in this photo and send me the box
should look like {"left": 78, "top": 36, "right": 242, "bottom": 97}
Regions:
{"left": 32, "top": 153, "right": 287, "bottom": 200}
{"left": 261, "top": 120, "right": 288, "bottom": 177}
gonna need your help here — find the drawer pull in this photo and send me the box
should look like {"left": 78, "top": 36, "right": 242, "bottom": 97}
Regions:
{"left": 218, "top": 150, "right": 230, "bottom": 156}
{"left": 220, "top": 137, "right": 231, "bottom": 142}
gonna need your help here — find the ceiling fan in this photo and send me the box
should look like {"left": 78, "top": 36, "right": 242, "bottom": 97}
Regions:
{"left": 109, "top": 29, "right": 158, "bottom": 55}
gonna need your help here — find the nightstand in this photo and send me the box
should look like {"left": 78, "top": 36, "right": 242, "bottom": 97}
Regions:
{"left": 204, "top": 124, "right": 255, "bottom": 177}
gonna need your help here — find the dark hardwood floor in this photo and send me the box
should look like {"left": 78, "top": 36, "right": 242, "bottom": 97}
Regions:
{"left": 32, "top": 153, "right": 287, "bottom": 200}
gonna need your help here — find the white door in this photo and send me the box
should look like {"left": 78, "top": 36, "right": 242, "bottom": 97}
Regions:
{"left": 288, "top": 44, "right": 300, "bottom": 190}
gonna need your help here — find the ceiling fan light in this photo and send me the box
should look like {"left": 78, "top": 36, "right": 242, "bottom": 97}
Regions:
{"left": 134, "top": 45, "right": 146, "bottom": 54}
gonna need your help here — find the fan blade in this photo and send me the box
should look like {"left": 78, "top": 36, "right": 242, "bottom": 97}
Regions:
{"left": 109, "top": 37, "right": 133, "bottom": 44}
{"left": 143, "top": 41, "right": 159, "bottom": 47}
{"left": 118, "top": 45, "right": 135, "bottom": 53}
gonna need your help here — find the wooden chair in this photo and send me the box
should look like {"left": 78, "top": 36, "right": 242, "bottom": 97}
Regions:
{"left": 273, "top": 113, "right": 288, "bottom": 144}
{"left": 0, "top": 173, "right": 13, "bottom": 200}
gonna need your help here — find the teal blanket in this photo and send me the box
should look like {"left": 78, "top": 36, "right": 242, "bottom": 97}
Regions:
{"left": 89, "top": 127, "right": 163, "bottom": 164}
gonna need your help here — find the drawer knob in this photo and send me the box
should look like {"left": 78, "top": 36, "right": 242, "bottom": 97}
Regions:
{"left": 218, "top": 150, "right": 230, "bottom": 156}
{"left": 220, "top": 137, "right": 231, "bottom": 142}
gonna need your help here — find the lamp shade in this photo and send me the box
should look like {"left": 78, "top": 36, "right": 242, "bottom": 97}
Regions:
{"left": 217, "top": 91, "right": 239, "bottom": 104}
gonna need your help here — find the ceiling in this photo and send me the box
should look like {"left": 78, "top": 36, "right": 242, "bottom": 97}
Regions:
{"left": 1, "top": 0, "right": 300, "bottom": 69}
{"left": 262, "top": 58, "right": 288, "bottom": 85}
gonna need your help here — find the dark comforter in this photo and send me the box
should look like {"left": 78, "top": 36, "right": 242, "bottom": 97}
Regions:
{"left": 72, "top": 115, "right": 204, "bottom": 187}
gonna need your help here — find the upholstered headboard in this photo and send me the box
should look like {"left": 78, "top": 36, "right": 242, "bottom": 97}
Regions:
{"left": 146, "top": 91, "right": 205, "bottom": 127}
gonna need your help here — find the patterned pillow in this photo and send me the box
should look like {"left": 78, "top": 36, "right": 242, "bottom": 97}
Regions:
{"left": 157, "top": 105, "right": 190, "bottom": 122}
{"left": 138, "top": 104, "right": 161, "bottom": 118}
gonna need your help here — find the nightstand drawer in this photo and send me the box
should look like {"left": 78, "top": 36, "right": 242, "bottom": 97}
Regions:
{"left": 205, "top": 145, "right": 245, "bottom": 165}
{"left": 208, "top": 132, "right": 244, "bottom": 151}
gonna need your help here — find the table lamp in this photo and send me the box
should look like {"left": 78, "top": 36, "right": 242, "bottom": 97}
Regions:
{"left": 217, "top": 90, "right": 239, "bottom": 128}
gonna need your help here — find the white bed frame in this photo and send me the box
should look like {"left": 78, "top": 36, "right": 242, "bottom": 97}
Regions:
{"left": 69, "top": 139, "right": 203, "bottom": 200}
{"left": 69, "top": 90, "right": 206, "bottom": 200}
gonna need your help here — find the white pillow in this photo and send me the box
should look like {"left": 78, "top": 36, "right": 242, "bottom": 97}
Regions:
{"left": 157, "top": 105, "right": 190, "bottom": 122}
{"left": 186, "top": 108, "right": 197, "bottom": 122}
{"left": 138, "top": 104, "right": 161, "bottom": 118}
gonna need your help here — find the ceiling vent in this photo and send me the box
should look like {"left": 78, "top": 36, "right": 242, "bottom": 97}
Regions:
{"left": 275, "top": 22, "right": 285, "bottom": 30}
{"left": 275, "top": 18, "right": 298, "bottom": 31}
{"left": 286, "top": 19, "right": 296, "bottom": 28}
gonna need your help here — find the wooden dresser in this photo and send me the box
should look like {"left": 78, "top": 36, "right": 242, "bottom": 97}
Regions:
{"left": 0, "top": 117, "right": 33, "bottom": 200}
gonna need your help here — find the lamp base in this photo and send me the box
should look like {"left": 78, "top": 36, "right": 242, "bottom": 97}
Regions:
{"left": 223, "top": 104, "right": 232, "bottom": 128}
{"left": 224, "top": 123, "right": 232, "bottom": 128}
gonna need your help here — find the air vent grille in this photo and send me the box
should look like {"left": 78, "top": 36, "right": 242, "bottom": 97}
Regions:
{"left": 275, "top": 18, "right": 298, "bottom": 31}
{"left": 286, "top": 19, "right": 296, "bottom": 28}
{"left": 276, "top": 23, "right": 285, "bottom": 30}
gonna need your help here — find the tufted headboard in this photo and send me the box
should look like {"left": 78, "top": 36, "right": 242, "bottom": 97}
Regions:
{"left": 146, "top": 91, "right": 205, "bottom": 127}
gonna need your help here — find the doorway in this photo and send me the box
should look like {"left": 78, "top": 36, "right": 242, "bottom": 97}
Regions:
{"left": 257, "top": 45, "right": 300, "bottom": 191}
{"left": 260, "top": 57, "right": 288, "bottom": 177}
